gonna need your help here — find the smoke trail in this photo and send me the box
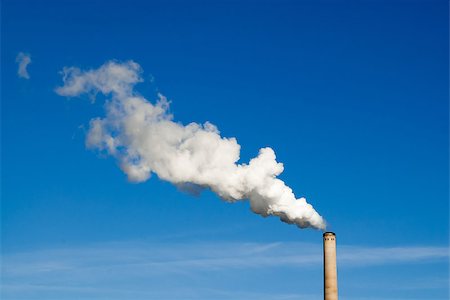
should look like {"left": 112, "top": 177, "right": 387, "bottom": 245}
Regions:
{"left": 56, "top": 60, "right": 326, "bottom": 230}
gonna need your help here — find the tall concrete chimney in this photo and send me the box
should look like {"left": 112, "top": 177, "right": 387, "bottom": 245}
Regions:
{"left": 323, "top": 232, "right": 338, "bottom": 300}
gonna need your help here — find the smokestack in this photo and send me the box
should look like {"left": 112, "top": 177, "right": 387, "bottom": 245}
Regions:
{"left": 323, "top": 232, "right": 338, "bottom": 300}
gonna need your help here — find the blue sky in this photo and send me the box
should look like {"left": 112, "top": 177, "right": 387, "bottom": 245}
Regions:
{"left": 1, "top": 0, "right": 448, "bottom": 299}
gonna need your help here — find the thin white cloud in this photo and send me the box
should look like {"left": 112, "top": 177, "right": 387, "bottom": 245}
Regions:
{"left": 3, "top": 241, "right": 447, "bottom": 276}
{"left": 15, "top": 52, "right": 31, "bottom": 79}
{"left": 338, "top": 244, "right": 449, "bottom": 266}
{"left": 2, "top": 241, "right": 447, "bottom": 299}
{"left": 0, "top": 283, "right": 319, "bottom": 300}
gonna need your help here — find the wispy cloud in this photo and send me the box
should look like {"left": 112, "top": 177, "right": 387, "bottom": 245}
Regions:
{"left": 1, "top": 283, "right": 320, "bottom": 300}
{"left": 15, "top": 52, "right": 31, "bottom": 79}
{"left": 3, "top": 241, "right": 447, "bottom": 275}
{"left": 338, "top": 244, "right": 448, "bottom": 266}
{"left": 1, "top": 241, "right": 447, "bottom": 300}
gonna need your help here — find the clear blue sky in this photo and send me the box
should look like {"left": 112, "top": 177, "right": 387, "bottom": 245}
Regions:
{"left": 1, "top": 0, "right": 448, "bottom": 299}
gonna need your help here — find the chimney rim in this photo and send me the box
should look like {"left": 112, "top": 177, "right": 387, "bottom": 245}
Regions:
{"left": 323, "top": 231, "right": 336, "bottom": 236}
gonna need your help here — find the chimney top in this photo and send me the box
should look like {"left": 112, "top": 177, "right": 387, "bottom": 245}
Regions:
{"left": 323, "top": 232, "right": 336, "bottom": 237}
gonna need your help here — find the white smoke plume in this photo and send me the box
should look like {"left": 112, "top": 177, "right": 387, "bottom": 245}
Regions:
{"left": 55, "top": 60, "right": 326, "bottom": 230}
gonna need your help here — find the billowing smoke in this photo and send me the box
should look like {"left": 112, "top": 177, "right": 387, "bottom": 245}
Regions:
{"left": 56, "top": 60, "right": 326, "bottom": 230}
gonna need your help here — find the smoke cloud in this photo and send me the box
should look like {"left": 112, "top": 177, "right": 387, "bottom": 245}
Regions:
{"left": 56, "top": 60, "right": 326, "bottom": 230}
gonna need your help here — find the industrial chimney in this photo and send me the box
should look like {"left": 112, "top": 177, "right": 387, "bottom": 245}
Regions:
{"left": 323, "top": 232, "right": 338, "bottom": 300}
